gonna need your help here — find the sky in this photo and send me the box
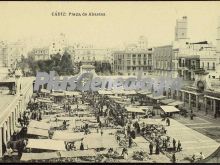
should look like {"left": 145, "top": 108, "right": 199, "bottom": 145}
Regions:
{"left": 0, "top": 1, "right": 220, "bottom": 48}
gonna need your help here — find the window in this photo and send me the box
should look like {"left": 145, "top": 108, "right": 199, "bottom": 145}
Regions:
{"left": 133, "top": 60, "right": 136, "bottom": 65}
{"left": 207, "top": 62, "right": 209, "bottom": 69}
{"left": 138, "top": 54, "right": 141, "bottom": 57}
{"left": 132, "top": 54, "right": 136, "bottom": 58}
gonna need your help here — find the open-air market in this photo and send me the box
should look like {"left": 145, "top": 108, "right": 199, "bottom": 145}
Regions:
{"left": 1, "top": 1, "right": 220, "bottom": 163}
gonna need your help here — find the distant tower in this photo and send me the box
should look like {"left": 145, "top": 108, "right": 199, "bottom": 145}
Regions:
{"left": 175, "top": 16, "right": 188, "bottom": 41}
{"left": 216, "top": 16, "right": 220, "bottom": 64}
{"left": 138, "top": 36, "right": 148, "bottom": 50}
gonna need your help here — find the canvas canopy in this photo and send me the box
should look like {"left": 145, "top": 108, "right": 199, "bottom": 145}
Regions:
{"left": 37, "top": 98, "right": 53, "bottom": 103}
{"left": 50, "top": 93, "right": 65, "bottom": 97}
{"left": 84, "top": 134, "right": 119, "bottom": 149}
{"left": 28, "top": 120, "right": 50, "bottom": 130}
{"left": 168, "top": 101, "right": 184, "bottom": 106}
{"left": 52, "top": 131, "right": 85, "bottom": 141}
{"left": 20, "top": 152, "right": 59, "bottom": 161}
{"left": 160, "top": 106, "right": 180, "bottom": 113}
{"left": 71, "top": 104, "right": 88, "bottom": 110}
{"left": 98, "top": 90, "right": 113, "bottom": 95}
{"left": 123, "top": 90, "right": 137, "bottom": 95}
{"left": 59, "top": 149, "right": 96, "bottom": 158}
{"left": 125, "top": 106, "right": 145, "bottom": 113}
{"left": 138, "top": 91, "right": 152, "bottom": 95}
{"left": 108, "top": 95, "right": 122, "bottom": 100}
{"left": 64, "top": 91, "right": 80, "bottom": 96}
{"left": 27, "top": 127, "right": 48, "bottom": 137}
{"left": 146, "top": 94, "right": 166, "bottom": 100}
{"left": 40, "top": 89, "right": 51, "bottom": 94}
{"left": 160, "top": 99, "right": 175, "bottom": 105}
{"left": 26, "top": 139, "right": 66, "bottom": 151}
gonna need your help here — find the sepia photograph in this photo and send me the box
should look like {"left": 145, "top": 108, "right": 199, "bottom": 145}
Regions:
{"left": 0, "top": 1, "right": 220, "bottom": 163}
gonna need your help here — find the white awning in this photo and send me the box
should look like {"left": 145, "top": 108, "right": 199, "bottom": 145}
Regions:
{"left": 26, "top": 139, "right": 66, "bottom": 151}
{"left": 27, "top": 127, "right": 48, "bottom": 137}
{"left": 160, "top": 99, "right": 175, "bottom": 105}
{"left": 98, "top": 90, "right": 113, "bottom": 95}
{"left": 123, "top": 90, "right": 137, "bottom": 95}
{"left": 168, "top": 101, "right": 184, "bottom": 106}
{"left": 125, "top": 106, "right": 145, "bottom": 113}
{"left": 64, "top": 91, "right": 80, "bottom": 96}
{"left": 28, "top": 120, "right": 50, "bottom": 130}
{"left": 137, "top": 91, "right": 152, "bottom": 95}
{"left": 52, "top": 131, "right": 85, "bottom": 141}
{"left": 40, "top": 89, "right": 51, "bottom": 94}
{"left": 59, "top": 149, "right": 96, "bottom": 158}
{"left": 146, "top": 94, "right": 166, "bottom": 100}
{"left": 83, "top": 133, "right": 119, "bottom": 149}
{"left": 160, "top": 106, "right": 180, "bottom": 113}
{"left": 108, "top": 95, "right": 122, "bottom": 100}
{"left": 37, "top": 98, "right": 53, "bottom": 103}
{"left": 50, "top": 92, "right": 65, "bottom": 97}
{"left": 21, "top": 152, "right": 59, "bottom": 161}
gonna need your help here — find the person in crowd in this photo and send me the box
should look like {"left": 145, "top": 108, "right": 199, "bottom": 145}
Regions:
{"left": 173, "top": 138, "right": 176, "bottom": 151}
{"left": 172, "top": 153, "right": 176, "bottom": 163}
{"left": 177, "top": 140, "right": 182, "bottom": 152}
{"left": 155, "top": 142, "right": 160, "bottom": 155}
{"left": 199, "top": 152, "right": 205, "bottom": 160}
{"left": 80, "top": 141, "right": 84, "bottom": 150}
{"left": 121, "top": 148, "right": 128, "bottom": 160}
{"left": 101, "top": 128, "right": 103, "bottom": 136}
{"left": 128, "top": 136, "right": 132, "bottom": 148}
{"left": 6, "top": 146, "right": 13, "bottom": 159}
{"left": 149, "top": 141, "right": 153, "bottom": 155}
{"left": 63, "top": 120, "right": 67, "bottom": 129}
{"left": 12, "top": 131, "right": 17, "bottom": 141}
{"left": 166, "top": 118, "right": 170, "bottom": 126}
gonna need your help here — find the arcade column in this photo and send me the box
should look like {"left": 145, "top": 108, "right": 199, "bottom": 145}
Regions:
{"left": 0, "top": 127, "right": 2, "bottom": 157}
{"left": 182, "top": 91, "right": 185, "bottom": 105}
{"left": 196, "top": 95, "right": 199, "bottom": 111}
{"left": 213, "top": 99, "right": 216, "bottom": 116}
{"left": 188, "top": 93, "right": 191, "bottom": 109}
{"left": 204, "top": 97, "right": 207, "bottom": 114}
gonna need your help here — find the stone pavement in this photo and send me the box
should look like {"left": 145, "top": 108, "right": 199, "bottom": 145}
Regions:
{"left": 176, "top": 112, "right": 220, "bottom": 143}
{"left": 165, "top": 118, "right": 220, "bottom": 163}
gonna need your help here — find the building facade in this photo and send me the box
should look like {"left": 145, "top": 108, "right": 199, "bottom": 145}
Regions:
{"left": 0, "top": 41, "right": 27, "bottom": 69}
{"left": 113, "top": 49, "right": 153, "bottom": 76}
{"left": 30, "top": 47, "right": 50, "bottom": 61}
{"left": 177, "top": 41, "right": 217, "bottom": 80}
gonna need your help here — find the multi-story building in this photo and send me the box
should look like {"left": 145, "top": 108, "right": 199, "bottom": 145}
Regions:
{"left": 0, "top": 41, "right": 27, "bottom": 69}
{"left": 153, "top": 45, "right": 177, "bottom": 77}
{"left": 216, "top": 16, "right": 220, "bottom": 64}
{"left": 177, "top": 41, "right": 217, "bottom": 80}
{"left": 113, "top": 48, "right": 153, "bottom": 76}
{"left": 30, "top": 47, "right": 50, "bottom": 61}
{"left": 68, "top": 43, "right": 111, "bottom": 65}
{"left": 49, "top": 33, "right": 67, "bottom": 56}
{"left": 175, "top": 16, "right": 189, "bottom": 42}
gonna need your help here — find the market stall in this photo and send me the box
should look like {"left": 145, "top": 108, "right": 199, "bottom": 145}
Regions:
{"left": 20, "top": 152, "right": 59, "bottom": 161}
{"left": 28, "top": 120, "right": 50, "bottom": 130}
{"left": 26, "top": 139, "right": 66, "bottom": 151}
{"left": 27, "top": 127, "right": 48, "bottom": 138}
